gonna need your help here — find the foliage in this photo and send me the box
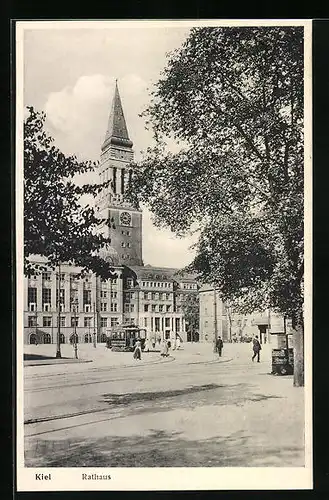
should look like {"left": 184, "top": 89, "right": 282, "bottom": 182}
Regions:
{"left": 128, "top": 26, "right": 304, "bottom": 327}
{"left": 180, "top": 292, "right": 199, "bottom": 335}
{"left": 24, "top": 106, "right": 115, "bottom": 279}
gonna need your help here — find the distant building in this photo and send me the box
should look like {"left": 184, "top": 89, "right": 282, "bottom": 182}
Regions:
{"left": 199, "top": 285, "right": 286, "bottom": 344}
{"left": 24, "top": 81, "right": 199, "bottom": 345}
{"left": 198, "top": 286, "right": 228, "bottom": 343}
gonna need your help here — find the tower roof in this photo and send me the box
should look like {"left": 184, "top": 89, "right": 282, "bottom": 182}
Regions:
{"left": 102, "top": 80, "right": 133, "bottom": 151}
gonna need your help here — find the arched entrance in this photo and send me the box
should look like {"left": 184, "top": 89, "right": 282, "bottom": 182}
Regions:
{"left": 70, "top": 334, "right": 79, "bottom": 344}
{"left": 84, "top": 333, "right": 92, "bottom": 343}
{"left": 43, "top": 333, "right": 52, "bottom": 344}
{"left": 29, "top": 333, "right": 37, "bottom": 344}
{"left": 60, "top": 333, "right": 65, "bottom": 344}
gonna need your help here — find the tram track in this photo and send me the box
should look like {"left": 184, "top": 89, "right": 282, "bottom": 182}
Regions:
{"left": 24, "top": 357, "right": 233, "bottom": 393}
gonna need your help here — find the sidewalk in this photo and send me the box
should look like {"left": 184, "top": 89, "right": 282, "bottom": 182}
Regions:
{"left": 23, "top": 341, "right": 233, "bottom": 369}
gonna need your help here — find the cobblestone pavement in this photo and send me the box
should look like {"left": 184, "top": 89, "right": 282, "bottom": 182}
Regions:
{"left": 23, "top": 342, "right": 305, "bottom": 467}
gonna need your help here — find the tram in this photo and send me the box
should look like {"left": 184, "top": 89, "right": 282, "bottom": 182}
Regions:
{"left": 106, "top": 324, "right": 147, "bottom": 352}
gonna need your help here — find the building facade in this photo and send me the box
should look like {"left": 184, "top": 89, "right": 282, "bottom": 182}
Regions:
{"left": 199, "top": 285, "right": 287, "bottom": 345}
{"left": 24, "top": 82, "right": 199, "bottom": 345}
{"left": 198, "top": 286, "right": 229, "bottom": 343}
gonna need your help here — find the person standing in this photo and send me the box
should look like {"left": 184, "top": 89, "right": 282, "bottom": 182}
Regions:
{"left": 160, "top": 339, "right": 169, "bottom": 357}
{"left": 252, "top": 335, "right": 261, "bottom": 362}
{"left": 216, "top": 336, "right": 223, "bottom": 357}
{"left": 133, "top": 339, "right": 142, "bottom": 361}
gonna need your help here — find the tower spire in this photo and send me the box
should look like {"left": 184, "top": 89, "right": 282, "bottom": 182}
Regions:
{"left": 102, "top": 79, "right": 133, "bottom": 151}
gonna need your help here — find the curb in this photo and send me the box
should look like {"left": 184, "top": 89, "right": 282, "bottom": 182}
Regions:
{"left": 186, "top": 357, "right": 233, "bottom": 366}
{"left": 24, "top": 354, "right": 174, "bottom": 370}
{"left": 24, "top": 359, "right": 93, "bottom": 367}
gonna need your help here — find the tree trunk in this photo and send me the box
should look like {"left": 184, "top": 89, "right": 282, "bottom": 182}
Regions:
{"left": 293, "top": 325, "right": 304, "bottom": 387}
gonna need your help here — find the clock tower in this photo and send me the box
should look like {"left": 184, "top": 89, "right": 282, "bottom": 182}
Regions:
{"left": 96, "top": 80, "right": 143, "bottom": 266}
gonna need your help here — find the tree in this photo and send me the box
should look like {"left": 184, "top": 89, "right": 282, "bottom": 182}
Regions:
{"left": 128, "top": 27, "right": 305, "bottom": 386}
{"left": 24, "top": 106, "right": 115, "bottom": 279}
{"left": 180, "top": 292, "right": 199, "bottom": 341}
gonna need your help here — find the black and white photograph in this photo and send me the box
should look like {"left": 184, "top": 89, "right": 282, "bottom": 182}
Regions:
{"left": 16, "top": 20, "right": 312, "bottom": 491}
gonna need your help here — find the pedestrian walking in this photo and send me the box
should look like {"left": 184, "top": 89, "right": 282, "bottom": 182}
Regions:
{"left": 133, "top": 339, "right": 142, "bottom": 361}
{"left": 160, "top": 339, "right": 169, "bottom": 357}
{"left": 176, "top": 335, "right": 181, "bottom": 350}
{"left": 216, "top": 336, "right": 223, "bottom": 357}
{"left": 252, "top": 335, "right": 261, "bottom": 362}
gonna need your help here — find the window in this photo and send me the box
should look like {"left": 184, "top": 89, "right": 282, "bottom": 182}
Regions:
{"left": 111, "top": 291, "right": 117, "bottom": 299}
{"left": 101, "top": 302, "right": 107, "bottom": 312}
{"left": 101, "top": 290, "right": 107, "bottom": 299}
{"left": 56, "top": 289, "right": 65, "bottom": 305}
{"left": 126, "top": 278, "right": 133, "bottom": 288}
{"left": 127, "top": 242, "right": 131, "bottom": 248}
{"left": 112, "top": 278, "right": 117, "bottom": 284}
{"left": 151, "top": 293, "right": 155, "bottom": 301}
{"left": 152, "top": 305, "right": 156, "bottom": 313}
{"left": 142, "top": 282, "right": 146, "bottom": 287}
{"left": 161, "top": 282, "right": 164, "bottom": 288}
{"left": 28, "top": 316, "right": 37, "bottom": 327}
{"left": 111, "top": 303, "right": 117, "bottom": 312}
{"left": 42, "top": 272, "right": 51, "bottom": 281}
{"left": 60, "top": 316, "right": 66, "bottom": 327}
{"left": 130, "top": 292, "right": 135, "bottom": 299}
{"left": 28, "top": 287, "right": 37, "bottom": 304}
{"left": 43, "top": 316, "right": 52, "bottom": 327}
{"left": 100, "top": 317, "right": 107, "bottom": 328}
{"left": 155, "top": 293, "right": 159, "bottom": 300}
{"left": 144, "top": 318, "right": 148, "bottom": 327}
{"left": 166, "top": 293, "right": 170, "bottom": 300}
{"left": 166, "top": 305, "right": 171, "bottom": 312}
{"left": 127, "top": 231, "right": 131, "bottom": 236}
{"left": 124, "top": 303, "right": 130, "bottom": 313}
{"left": 70, "top": 300, "right": 79, "bottom": 312}
{"left": 42, "top": 288, "right": 51, "bottom": 304}
{"left": 110, "top": 317, "right": 118, "bottom": 327}
{"left": 165, "top": 318, "right": 170, "bottom": 328}
{"left": 148, "top": 292, "right": 152, "bottom": 300}
{"left": 71, "top": 317, "right": 79, "bottom": 327}
{"left": 84, "top": 317, "right": 92, "bottom": 327}
{"left": 83, "top": 289, "right": 91, "bottom": 304}
{"left": 159, "top": 304, "right": 164, "bottom": 312}
{"left": 121, "top": 242, "right": 125, "bottom": 247}
{"left": 144, "top": 304, "right": 149, "bottom": 312}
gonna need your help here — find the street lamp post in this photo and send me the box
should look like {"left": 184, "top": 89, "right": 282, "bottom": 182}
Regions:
{"left": 73, "top": 298, "right": 78, "bottom": 359}
{"left": 93, "top": 301, "right": 96, "bottom": 346}
{"left": 213, "top": 288, "right": 218, "bottom": 353}
{"left": 56, "top": 263, "right": 62, "bottom": 358}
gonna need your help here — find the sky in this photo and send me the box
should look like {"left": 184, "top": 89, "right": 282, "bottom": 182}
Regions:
{"left": 23, "top": 23, "right": 198, "bottom": 268}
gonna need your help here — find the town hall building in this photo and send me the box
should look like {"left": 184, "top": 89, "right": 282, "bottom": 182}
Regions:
{"left": 23, "top": 81, "right": 199, "bottom": 345}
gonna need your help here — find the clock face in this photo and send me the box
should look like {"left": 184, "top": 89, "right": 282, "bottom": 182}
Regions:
{"left": 120, "top": 211, "right": 131, "bottom": 226}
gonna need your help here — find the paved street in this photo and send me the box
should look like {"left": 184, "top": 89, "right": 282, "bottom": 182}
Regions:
{"left": 24, "top": 342, "right": 304, "bottom": 467}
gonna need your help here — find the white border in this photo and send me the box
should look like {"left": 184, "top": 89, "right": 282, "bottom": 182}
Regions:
{"left": 16, "top": 19, "right": 313, "bottom": 491}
